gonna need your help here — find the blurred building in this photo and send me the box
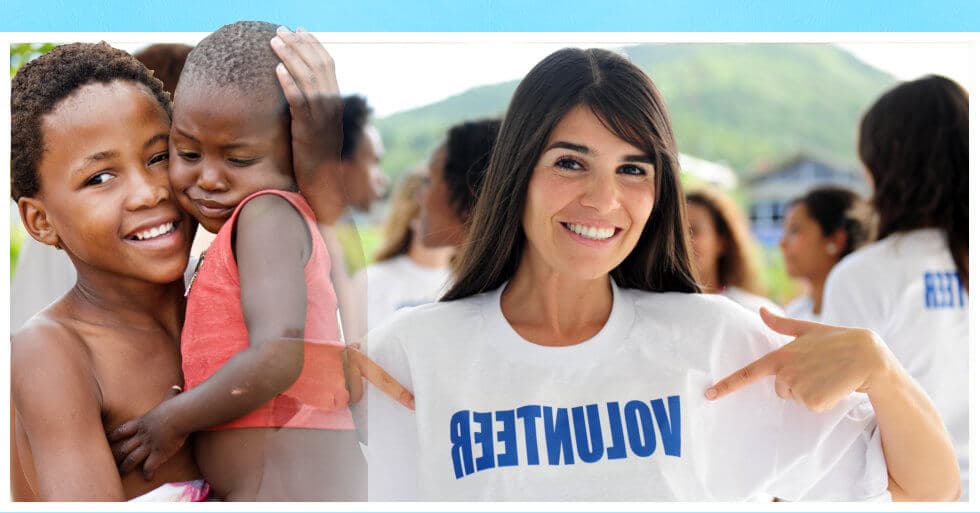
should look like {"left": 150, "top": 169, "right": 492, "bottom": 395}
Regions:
{"left": 745, "top": 154, "right": 870, "bottom": 246}
{"left": 678, "top": 153, "right": 737, "bottom": 190}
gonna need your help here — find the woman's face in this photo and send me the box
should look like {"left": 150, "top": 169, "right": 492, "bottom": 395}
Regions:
{"left": 419, "top": 144, "right": 466, "bottom": 247}
{"left": 25, "top": 80, "right": 193, "bottom": 285}
{"left": 780, "top": 202, "right": 839, "bottom": 281}
{"left": 521, "top": 105, "right": 656, "bottom": 281}
{"left": 686, "top": 202, "right": 725, "bottom": 282}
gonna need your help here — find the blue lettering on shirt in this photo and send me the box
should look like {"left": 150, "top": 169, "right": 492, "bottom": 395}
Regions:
{"left": 473, "top": 412, "right": 495, "bottom": 471}
{"left": 571, "top": 404, "right": 604, "bottom": 463}
{"left": 924, "top": 271, "right": 967, "bottom": 309}
{"left": 450, "top": 410, "right": 474, "bottom": 478}
{"left": 543, "top": 406, "right": 575, "bottom": 465}
{"left": 606, "top": 401, "right": 628, "bottom": 459}
{"left": 515, "top": 405, "right": 542, "bottom": 465}
{"left": 495, "top": 410, "right": 519, "bottom": 467}
{"left": 449, "top": 396, "right": 682, "bottom": 479}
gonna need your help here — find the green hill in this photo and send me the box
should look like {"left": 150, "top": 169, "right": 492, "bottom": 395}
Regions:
{"left": 376, "top": 43, "right": 896, "bottom": 182}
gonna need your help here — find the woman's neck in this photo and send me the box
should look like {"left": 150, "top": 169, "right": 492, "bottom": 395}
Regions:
{"left": 501, "top": 252, "right": 613, "bottom": 347}
{"left": 699, "top": 265, "right": 722, "bottom": 294}
{"left": 809, "top": 275, "right": 827, "bottom": 315}
{"left": 407, "top": 235, "right": 454, "bottom": 269}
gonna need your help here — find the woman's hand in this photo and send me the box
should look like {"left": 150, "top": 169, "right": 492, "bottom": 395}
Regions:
{"left": 107, "top": 387, "right": 188, "bottom": 481}
{"left": 343, "top": 344, "right": 415, "bottom": 410}
{"left": 705, "top": 307, "right": 894, "bottom": 412}
{"left": 270, "top": 27, "right": 347, "bottom": 225}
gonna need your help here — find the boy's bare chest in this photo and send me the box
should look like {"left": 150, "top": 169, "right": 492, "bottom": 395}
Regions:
{"left": 81, "top": 327, "right": 184, "bottom": 429}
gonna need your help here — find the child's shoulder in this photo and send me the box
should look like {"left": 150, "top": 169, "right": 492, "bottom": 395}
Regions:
{"left": 13, "top": 305, "right": 91, "bottom": 357}
{"left": 233, "top": 191, "right": 313, "bottom": 252}
{"left": 237, "top": 191, "right": 308, "bottom": 225}
{"left": 11, "top": 307, "right": 100, "bottom": 400}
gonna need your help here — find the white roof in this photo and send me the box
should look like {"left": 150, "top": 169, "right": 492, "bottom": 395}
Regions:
{"left": 679, "top": 153, "right": 737, "bottom": 189}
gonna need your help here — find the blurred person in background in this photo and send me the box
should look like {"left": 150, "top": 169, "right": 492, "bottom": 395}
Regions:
{"left": 419, "top": 118, "right": 501, "bottom": 249}
{"left": 822, "top": 75, "right": 969, "bottom": 499}
{"left": 780, "top": 186, "right": 872, "bottom": 321}
{"left": 324, "top": 95, "right": 389, "bottom": 340}
{"left": 350, "top": 172, "right": 454, "bottom": 337}
{"left": 134, "top": 43, "right": 194, "bottom": 94}
{"left": 686, "top": 188, "right": 782, "bottom": 314}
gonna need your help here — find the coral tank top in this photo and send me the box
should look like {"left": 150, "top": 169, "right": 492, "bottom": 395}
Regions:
{"left": 181, "top": 190, "right": 353, "bottom": 430}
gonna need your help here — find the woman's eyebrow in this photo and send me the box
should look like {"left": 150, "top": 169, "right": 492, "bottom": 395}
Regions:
{"left": 546, "top": 141, "right": 653, "bottom": 164}
{"left": 546, "top": 141, "right": 590, "bottom": 154}
{"left": 624, "top": 155, "right": 654, "bottom": 164}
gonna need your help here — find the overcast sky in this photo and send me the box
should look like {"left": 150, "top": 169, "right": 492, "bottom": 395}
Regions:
{"left": 116, "top": 38, "right": 974, "bottom": 117}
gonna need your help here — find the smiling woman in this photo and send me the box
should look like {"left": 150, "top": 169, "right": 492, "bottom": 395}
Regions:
{"left": 365, "top": 47, "right": 961, "bottom": 501}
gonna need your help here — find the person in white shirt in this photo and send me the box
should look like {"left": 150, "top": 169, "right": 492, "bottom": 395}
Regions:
{"left": 780, "top": 187, "right": 873, "bottom": 322}
{"left": 351, "top": 172, "right": 453, "bottom": 336}
{"left": 366, "top": 48, "right": 959, "bottom": 501}
{"left": 822, "top": 75, "right": 969, "bottom": 499}
{"left": 686, "top": 187, "right": 783, "bottom": 314}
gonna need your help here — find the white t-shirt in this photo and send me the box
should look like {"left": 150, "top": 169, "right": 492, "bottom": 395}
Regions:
{"left": 822, "top": 228, "right": 969, "bottom": 498}
{"left": 352, "top": 255, "right": 451, "bottom": 333}
{"left": 784, "top": 295, "right": 818, "bottom": 322}
{"left": 720, "top": 286, "right": 784, "bottom": 316}
{"left": 367, "top": 281, "right": 887, "bottom": 501}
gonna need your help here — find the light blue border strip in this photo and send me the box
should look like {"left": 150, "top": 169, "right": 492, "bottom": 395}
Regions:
{"left": 1, "top": 0, "right": 979, "bottom": 32}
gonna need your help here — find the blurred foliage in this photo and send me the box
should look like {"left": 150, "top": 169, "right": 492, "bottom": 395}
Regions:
{"left": 11, "top": 223, "right": 24, "bottom": 278}
{"left": 339, "top": 224, "right": 383, "bottom": 273}
{"left": 10, "top": 42, "right": 56, "bottom": 77}
{"left": 376, "top": 43, "right": 895, "bottom": 184}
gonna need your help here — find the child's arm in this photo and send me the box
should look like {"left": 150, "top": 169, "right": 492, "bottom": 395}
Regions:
{"left": 110, "top": 194, "right": 315, "bottom": 479}
{"left": 12, "top": 323, "right": 126, "bottom": 500}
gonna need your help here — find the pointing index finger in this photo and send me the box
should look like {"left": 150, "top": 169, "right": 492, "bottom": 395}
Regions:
{"left": 348, "top": 348, "right": 415, "bottom": 410}
{"left": 759, "top": 306, "right": 824, "bottom": 337}
{"left": 705, "top": 350, "right": 780, "bottom": 401}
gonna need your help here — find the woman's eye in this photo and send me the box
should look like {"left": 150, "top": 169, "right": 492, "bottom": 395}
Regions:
{"left": 85, "top": 172, "right": 113, "bottom": 186}
{"left": 177, "top": 150, "right": 200, "bottom": 162}
{"left": 148, "top": 152, "right": 169, "bottom": 166}
{"left": 619, "top": 164, "right": 647, "bottom": 176}
{"left": 555, "top": 157, "right": 583, "bottom": 171}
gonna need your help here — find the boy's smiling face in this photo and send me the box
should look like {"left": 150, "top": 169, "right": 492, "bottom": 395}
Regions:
{"left": 23, "top": 80, "right": 193, "bottom": 285}
{"left": 169, "top": 82, "right": 294, "bottom": 234}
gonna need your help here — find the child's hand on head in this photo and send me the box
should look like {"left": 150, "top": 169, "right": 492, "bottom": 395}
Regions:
{"left": 108, "top": 386, "right": 189, "bottom": 480}
{"left": 271, "top": 27, "right": 346, "bottom": 225}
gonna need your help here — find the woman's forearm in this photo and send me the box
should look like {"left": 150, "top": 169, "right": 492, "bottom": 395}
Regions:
{"left": 866, "top": 341, "right": 960, "bottom": 501}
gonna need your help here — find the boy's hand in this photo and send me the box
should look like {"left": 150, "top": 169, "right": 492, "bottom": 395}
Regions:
{"left": 271, "top": 27, "right": 347, "bottom": 225}
{"left": 107, "top": 388, "right": 188, "bottom": 480}
{"left": 343, "top": 344, "right": 415, "bottom": 410}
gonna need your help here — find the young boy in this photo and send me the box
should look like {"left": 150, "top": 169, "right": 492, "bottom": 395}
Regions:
{"left": 107, "top": 22, "right": 405, "bottom": 500}
{"left": 10, "top": 42, "right": 206, "bottom": 501}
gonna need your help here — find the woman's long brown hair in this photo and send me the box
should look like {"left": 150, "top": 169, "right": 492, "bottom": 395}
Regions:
{"left": 859, "top": 75, "right": 969, "bottom": 288}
